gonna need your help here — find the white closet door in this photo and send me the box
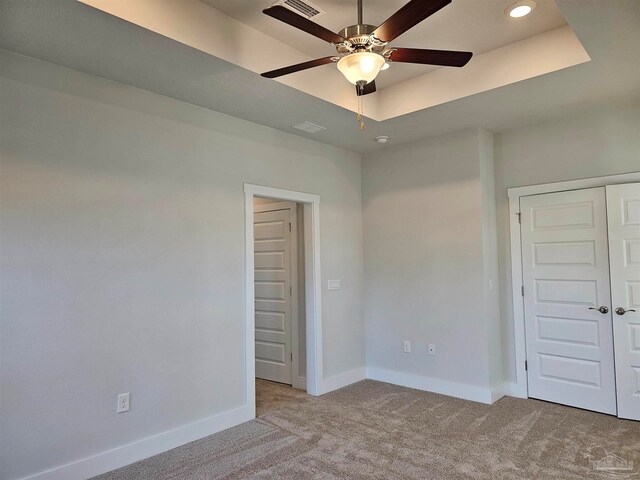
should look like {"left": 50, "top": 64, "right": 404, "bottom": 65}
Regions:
{"left": 521, "top": 187, "right": 617, "bottom": 415}
{"left": 607, "top": 183, "right": 640, "bottom": 421}
{"left": 254, "top": 208, "right": 292, "bottom": 385}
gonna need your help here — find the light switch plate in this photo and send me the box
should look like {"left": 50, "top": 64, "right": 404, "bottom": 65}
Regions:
{"left": 403, "top": 340, "right": 411, "bottom": 353}
{"left": 328, "top": 279, "right": 341, "bottom": 290}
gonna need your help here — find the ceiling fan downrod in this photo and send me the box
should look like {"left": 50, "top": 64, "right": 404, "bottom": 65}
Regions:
{"left": 357, "top": 0, "right": 363, "bottom": 25}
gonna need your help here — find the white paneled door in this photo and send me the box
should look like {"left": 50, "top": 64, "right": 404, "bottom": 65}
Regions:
{"left": 521, "top": 187, "right": 617, "bottom": 415}
{"left": 254, "top": 207, "right": 293, "bottom": 384}
{"left": 607, "top": 183, "right": 640, "bottom": 421}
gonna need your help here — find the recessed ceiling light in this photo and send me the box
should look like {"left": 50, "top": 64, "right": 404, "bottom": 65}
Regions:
{"left": 375, "top": 136, "right": 389, "bottom": 144}
{"left": 506, "top": 0, "right": 536, "bottom": 18}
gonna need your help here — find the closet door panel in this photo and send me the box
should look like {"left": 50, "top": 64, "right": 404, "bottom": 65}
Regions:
{"left": 607, "top": 183, "right": 640, "bottom": 421}
{"left": 521, "top": 187, "right": 617, "bottom": 415}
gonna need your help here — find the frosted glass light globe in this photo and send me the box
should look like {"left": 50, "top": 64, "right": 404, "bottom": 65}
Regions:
{"left": 337, "top": 52, "right": 385, "bottom": 85}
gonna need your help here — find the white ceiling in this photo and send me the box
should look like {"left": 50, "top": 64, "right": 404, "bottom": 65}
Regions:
{"left": 0, "top": 0, "right": 639, "bottom": 154}
{"left": 203, "top": 0, "right": 567, "bottom": 90}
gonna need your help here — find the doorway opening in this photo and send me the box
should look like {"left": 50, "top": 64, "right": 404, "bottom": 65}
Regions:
{"left": 244, "top": 184, "right": 323, "bottom": 419}
{"left": 253, "top": 199, "right": 306, "bottom": 402}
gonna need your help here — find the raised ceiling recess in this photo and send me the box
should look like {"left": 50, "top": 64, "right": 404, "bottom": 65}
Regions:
{"left": 79, "top": 0, "right": 590, "bottom": 121}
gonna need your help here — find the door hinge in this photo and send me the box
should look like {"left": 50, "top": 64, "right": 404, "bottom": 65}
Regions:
{"left": 290, "top": 286, "right": 292, "bottom": 296}
{"left": 516, "top": 212, "right": 521, "bottom": 224}
{"left": 521, "top": 286, "right": 524, "bottom": 297}
{"left": 290, "top": 353, "right": 293, "bottom": 361}
{"left": 289, "top": 222, "right": 292, "bottom": 232}
{"left": 525, "top": 360, "right": 528, "bottom": 371}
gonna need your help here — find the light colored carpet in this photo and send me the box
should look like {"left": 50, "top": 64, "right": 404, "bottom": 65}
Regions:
{"left": 93, "top": 379, "right": 640, "bottom": 479}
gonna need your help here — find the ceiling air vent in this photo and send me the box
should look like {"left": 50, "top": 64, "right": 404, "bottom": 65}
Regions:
{"left": 292, "top": 121, "right": 327, "bottom": 134}
{"left": 274, "top": 0, "right": 325, "bottom": 19}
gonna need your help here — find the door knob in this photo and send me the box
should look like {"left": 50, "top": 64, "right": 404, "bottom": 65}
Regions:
{"left": 589, "top": 306, "right": 609, "bottom": 314}
{"left": 615, "top": 307, "right": 637, "bottom": 316}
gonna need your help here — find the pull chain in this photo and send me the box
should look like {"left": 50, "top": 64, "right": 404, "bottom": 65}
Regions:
{"left": 356, "top": 88, "right": 365, "bottom": 130}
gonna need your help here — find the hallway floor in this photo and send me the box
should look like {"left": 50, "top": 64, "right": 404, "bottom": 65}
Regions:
{"left": 255, "top": 379, "right": 309, "bottom": 417}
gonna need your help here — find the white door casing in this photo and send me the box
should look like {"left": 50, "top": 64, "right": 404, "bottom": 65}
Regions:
{"left": 254, "top": 204, "right": 295, "bottom": 384}
{"left": 244, "top": 184, "right": 322, "bottom": 411}
{"left": 607, "top": 183, "right": 640, "bottom": 421}
{"left": 521, "top": 187, "right": 617, "bottom": 415}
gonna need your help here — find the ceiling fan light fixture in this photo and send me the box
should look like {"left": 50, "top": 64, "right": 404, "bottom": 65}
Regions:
{"left": 337, "top": 52, "right": 385, "bottom": 85}
{"left": 506, "top": 0, "right": 536, "bottom": 18}
{"left": 381, "top": 62, "right": 391, "bottom": 71}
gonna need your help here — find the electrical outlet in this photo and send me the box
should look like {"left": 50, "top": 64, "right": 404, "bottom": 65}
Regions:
{"left": 117, "top": 393, "right": 130, "bottom": 413}
{"left": 428, "top": 344, "right": 436, "bottom": 356}
{"left": 403, "top": 340, "right": 411, "bottom": 353}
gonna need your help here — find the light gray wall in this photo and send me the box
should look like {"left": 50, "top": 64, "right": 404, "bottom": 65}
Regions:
{"left": 494, "top": 103, "right": 640, "bottom": 382}
{"left": 0, "top": 51, "right": 364, "bottom": 480}
{"left": 362, "top": 129, "right": 499, "bottom": 389}
{"left": 3, "top": 44, "right": 639, "bottom": 480}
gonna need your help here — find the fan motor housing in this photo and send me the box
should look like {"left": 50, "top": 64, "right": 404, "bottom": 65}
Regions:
{"left": 338, "top": 24, "right": 376, "bottom": 40}
{"left": 336, "top": 24, "right": 386, "bottom": 54}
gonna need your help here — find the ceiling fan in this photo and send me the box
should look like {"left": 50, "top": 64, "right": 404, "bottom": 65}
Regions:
{"left": 260, "top": 0, "right": 473, "bottom": 99}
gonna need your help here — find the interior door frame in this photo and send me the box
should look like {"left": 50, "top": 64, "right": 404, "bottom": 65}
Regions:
{"left": 508, "top": 172, "right": 640, "bottom": 399}
{"left": 244, "top": 183, "right": 322, "bottom": 418}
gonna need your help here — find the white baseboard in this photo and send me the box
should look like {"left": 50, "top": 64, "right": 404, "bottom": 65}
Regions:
{"left": 490, "top": 383, "right": 510, "bottom": 403}
{"left": 319, "top": 367, "right": 367, "bottom": 395}
{"left": 502, "top": 381, "right": 528, "bottom": 399}
{"left": 366, "top": 367, "right": 498, "bottom": 404}
{"left": 19, "top": 404, "right": 253, "bottom": 480}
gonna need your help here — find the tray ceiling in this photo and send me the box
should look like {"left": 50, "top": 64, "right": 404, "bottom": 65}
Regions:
{"left": 203, "top": 0, "right": 568, "bottom": 90}
{"left": 78, "top": 0, "right": 589, "bottom": 121}
{"left": 3, "top": 0, "right": 637, "bottom": 153}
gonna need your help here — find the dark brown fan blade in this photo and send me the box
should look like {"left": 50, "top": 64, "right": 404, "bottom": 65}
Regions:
{"left": 263, "top": 6, "right": 345, "bottom": 44}
{"left": 389, "top": 48, "right": 472, "bottom": 67}
{"left": 356, "top": 80, "right": 376, "bottom": 96}
{"left": 373, "top": 0, "right": 451, "bottom": 43}
{"left": 261, "top": 56, "right": 336, "bottom": 79}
